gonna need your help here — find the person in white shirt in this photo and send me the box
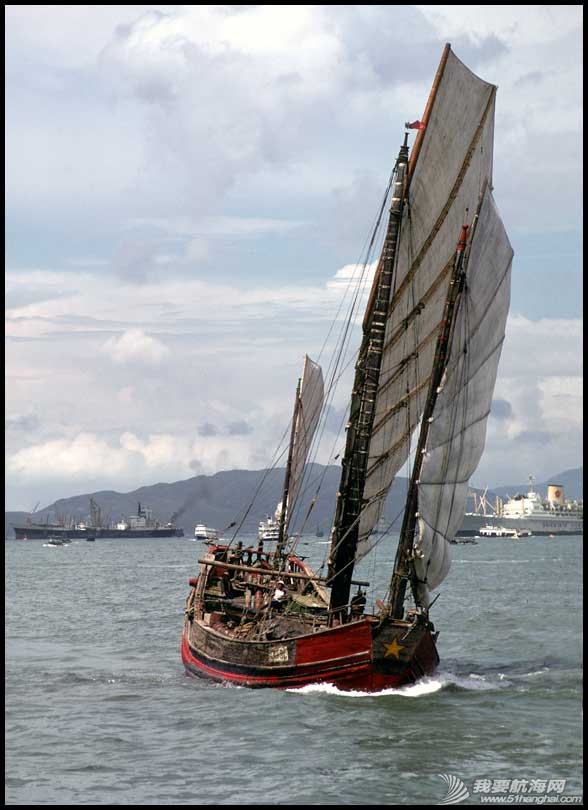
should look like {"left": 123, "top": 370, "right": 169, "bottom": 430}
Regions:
{"left": 270, "top": 580, "right": 287, "bottom": 610}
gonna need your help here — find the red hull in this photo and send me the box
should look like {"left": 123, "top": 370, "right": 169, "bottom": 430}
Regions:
{"left": 181, "top": 617, "right": 439, "bottom": 692}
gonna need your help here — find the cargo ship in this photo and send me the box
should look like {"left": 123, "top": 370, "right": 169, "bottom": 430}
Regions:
{"left": 456, "top": 476, "right": 583, "bottom": 536}
{"left": 11, "top": 499, "right": 184, "bottom": 540}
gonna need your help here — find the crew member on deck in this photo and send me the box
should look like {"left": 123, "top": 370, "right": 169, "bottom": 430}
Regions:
{"left": 228, "top": 541, "right": 244, "bottom": 565}
{"left": 350, "top": 588, "right": 367, "bottom": 620}
{"left": 270, "top": 580, "right": 287, "bottom": 611}
{"left": 244, "top": 573, "right": 255, "bottom": 609}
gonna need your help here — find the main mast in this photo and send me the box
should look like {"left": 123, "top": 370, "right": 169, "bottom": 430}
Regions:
{"left": 327, "top": 135, "right": 410, "bottom": 621}
{"left": 387, "top": 221, "right": 471, "bottom": 618}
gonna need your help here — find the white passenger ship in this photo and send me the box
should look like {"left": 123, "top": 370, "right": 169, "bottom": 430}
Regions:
{"left": 194, "top": 525, "right": 220, "bottom": 541}
{"left": 457, "top": 476, "right": 583, "bottom": 536}
{"left": 258, "top": 515, "right": 280, "bottom": 541}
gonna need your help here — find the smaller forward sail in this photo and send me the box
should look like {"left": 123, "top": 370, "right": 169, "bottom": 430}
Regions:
{"left": 283, "top": 355, "right": 324, "bottom": 533}
{"left": 413, "top": 188, "right": 513, "bottom": 606}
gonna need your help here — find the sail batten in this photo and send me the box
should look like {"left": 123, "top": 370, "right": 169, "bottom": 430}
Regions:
{"left": 385, "top": 258, "right": 453, "bottom": 335}
{"left": 371, "top": 376, "right": 431, "bottom": 440}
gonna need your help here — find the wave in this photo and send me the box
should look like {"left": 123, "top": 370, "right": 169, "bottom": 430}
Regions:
{"left": 285, "top": 664, "right": 563, "bottom": 698}
{"left": 288, "top": 675, "right": 452, "bottom": 698}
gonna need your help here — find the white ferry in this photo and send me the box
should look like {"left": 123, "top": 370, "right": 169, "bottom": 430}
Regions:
{"left": 478, "top": 525, "right": 532, "bottom": 538}
{"left": 258, "top": 515, "right": 280, "bottom": 541}
{"left": 194, "top": 525, "right": 220, "bottom": 542}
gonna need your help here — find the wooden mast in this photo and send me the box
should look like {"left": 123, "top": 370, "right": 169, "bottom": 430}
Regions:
{"left": 276, "top": 376, "right": 301, "bottom": 559}
{"left": 328, "top": 44, "right": 453, "bottom": 623}
{"left": 407, "top": 42, "right": 451, "bottom": 184}
{"left": 362, "top": 43, "right": 451, "bottom": 329}
{"left": 327, "top": 135, "right": 409, "bottom": 622}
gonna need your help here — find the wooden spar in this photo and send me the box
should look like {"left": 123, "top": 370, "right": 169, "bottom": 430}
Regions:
{"left": 407, "top": 42, "right": 451, "bottom": 185}
{"left": 328, "top": 135, "right": 410, "bottom": 621}
{"left": 197, "top": 558, "right": 369, "bottom": 588}
{"left": 362, "top": 44, "right": 450, "bottom": 332}
{"left": 387, "top": 221, "right": 470, "bottom": 619}
{"left": 277, "top": 376, "right": 302, "bottom": 558}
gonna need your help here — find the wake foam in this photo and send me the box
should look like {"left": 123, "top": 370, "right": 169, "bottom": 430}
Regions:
{"left": 287, "top": 676, "right": 446, "bottom": 698}
{"left": 286, "top": 669, "right": 517, "bottom": 698}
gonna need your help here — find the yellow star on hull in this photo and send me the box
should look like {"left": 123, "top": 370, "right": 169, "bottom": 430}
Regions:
{"left": 383, "top": 637, "right": 404, "bottom": 658}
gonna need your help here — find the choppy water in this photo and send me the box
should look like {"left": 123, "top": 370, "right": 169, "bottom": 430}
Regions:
{"left": 5, "top": 534, "right": 583, "bottom": 805}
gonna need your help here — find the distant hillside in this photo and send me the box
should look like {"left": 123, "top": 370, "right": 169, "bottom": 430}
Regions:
{"left": 491, "top": 468, "right": 583, "bottom": 501}
{"left": 5, "top": 465, "right": 583, "bottom": 538}
{"left": 5, "top": 465, "right": 374, "bottom": 538}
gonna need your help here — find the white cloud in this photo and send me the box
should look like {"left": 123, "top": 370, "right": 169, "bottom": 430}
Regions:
{"left": 416, "top": 5, "right": 581, "bottom": 46}
{"left": 472, "top": 315, "right": 583, "bottom": 486}
{"left": 538, "top": 376, "right": 583, "bottom": 429}
{"left": 492, "top": 317, "right": 582, "bottom": 437}
{"left": 500, "top": 315, "right": 582, "bottom": 380}
{"left": 4, "top": 266, "right": 351, "bottom": 341}
{"left": 5, "top": 429, "right": 283, "bottom": 490}
{"left": 7, "top": 433, "right": 135, "bottom": 480}
{"left": 326, "top": 262, "right": 377, "bottom": 291}
{"left": 101, "top": 329, "right": 170, "bottom": 365}
{"left": 9, "top": 5, "right": 579, "bottom": 235}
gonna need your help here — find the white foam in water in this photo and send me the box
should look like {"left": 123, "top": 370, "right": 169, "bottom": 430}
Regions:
{"left": 507, "top": 666, "right": 550, "bottom": 679}
{"left": 287, "top": 676, "right": 445, "bottom": 698}
{"left": 288, "top": 670, "right": 516, "bottom": 698}
{"left": 444, "top": 671, "right": 509, "bottom": 690}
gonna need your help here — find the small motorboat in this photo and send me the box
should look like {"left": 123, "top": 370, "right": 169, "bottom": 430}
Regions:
{"left": 46, "top": 536, "right": 66, "bottom": 547}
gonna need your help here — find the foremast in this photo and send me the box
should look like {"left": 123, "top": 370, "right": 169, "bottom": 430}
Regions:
{"left": 327, "top": 135, "right": 410, "bottom": 621}
{"left": 388, "top": 220, "right": 472, "bottom": 618}
{"left": 276, "top": 376, "right": 302, "bottom": 560}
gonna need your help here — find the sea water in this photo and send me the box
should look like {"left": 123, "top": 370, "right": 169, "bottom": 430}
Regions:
{"left": 5, "top": 534, "right": 583, "bottom": 805}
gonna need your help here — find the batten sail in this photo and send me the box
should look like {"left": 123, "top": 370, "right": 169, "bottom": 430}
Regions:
{"left": 358, "top": 49, "right": 498, "bottom": 554}
{"left": 413, "top": 188, "right": 513, "bottom": 604}
{"left": 283, "top": 355, "right": 324, "bottom": 534}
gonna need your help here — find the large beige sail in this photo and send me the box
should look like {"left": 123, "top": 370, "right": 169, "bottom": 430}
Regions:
{"left": 358, "top": 48, "right": 498, "bottom": 553}
{"left": 284, "top": 354, "right": 324, "bottom": 531}
{"left": 413, "top": 188, "right": 513, "bottom": 604}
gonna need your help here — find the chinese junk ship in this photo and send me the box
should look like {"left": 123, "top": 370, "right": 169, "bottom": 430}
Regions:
{"left": 12, "top": 499, "right": 183, "bottom": 540}
{"left": 181, "top": 45, "right": 513, "bottom": 691}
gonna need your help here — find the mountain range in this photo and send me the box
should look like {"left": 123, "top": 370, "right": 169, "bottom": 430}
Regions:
{"left": 5, "top": 465, "right": 583, "bottom": 538}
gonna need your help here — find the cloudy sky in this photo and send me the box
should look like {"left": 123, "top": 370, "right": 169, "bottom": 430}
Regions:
{"left": 5, "top": 5, "right": 583, "bottom": 510}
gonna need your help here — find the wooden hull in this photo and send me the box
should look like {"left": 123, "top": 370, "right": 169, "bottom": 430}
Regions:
{"left": 181, "top": 615, "right": 439, "bottom": 691}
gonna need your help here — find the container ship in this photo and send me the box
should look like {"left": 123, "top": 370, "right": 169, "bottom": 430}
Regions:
{"left": 456, "top": 477, "right": 583, "bottom": 536}
{"left": 12, "top": 500, "right": 184, "bottom": 540}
